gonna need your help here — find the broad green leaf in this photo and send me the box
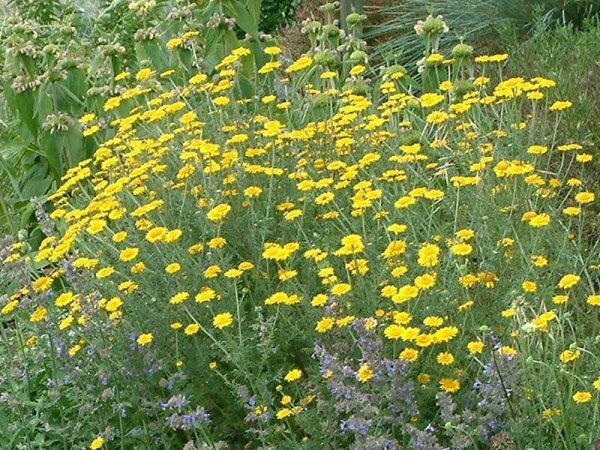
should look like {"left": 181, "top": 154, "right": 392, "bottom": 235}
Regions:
{"left": 15, "top": 89, "right": 38, "bottom": 139}
{"left": 143, "top": 40, "right": 167, "bottom": 72}
{"left": 0, "top": 150, "right": 24, "bottom": 197}
{"left": 3, "top": 81, "right": 18, "bottom": 116}
{"left": 33, "top": 84, "right": 54, "bottom": 124}
{"left": 203, "top": 29, "right": 224, "bottom": 67}
{"left": 39, "top": 131, "right": 65, "bottom": 181}
{"left": 57, "top": 83, "right": 86, "bottom": 110}
{"left": 248, "top": 39, "right": 267, "bottom": 70}
{"left": 248, "top": 0, "right": 262, "bottom": 23}
{"left": 19, "top": 164, "right": 52, "bottom": 199}
{"left": 223, "top": 29, "right": 241, "bottom": 54}
{"left": 225, "top": 0, "right": 259, "bottom": 40}
{"left": 237, "top": 74, "right": 255, "bottom": 99}
{"left": 65, "top": 125, "right": 84, "bottom": 167}
{"left": 66, "top": 68, "right": 88, "bottom": 101}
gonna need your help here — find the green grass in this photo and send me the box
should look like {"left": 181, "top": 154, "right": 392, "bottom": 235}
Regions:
{"left": 365, "top": 0, "right": 600, "bottom": 70}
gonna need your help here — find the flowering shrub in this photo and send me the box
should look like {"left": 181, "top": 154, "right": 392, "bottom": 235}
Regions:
{"left": 1, "top": 13, "right": 599, "bottom": 449}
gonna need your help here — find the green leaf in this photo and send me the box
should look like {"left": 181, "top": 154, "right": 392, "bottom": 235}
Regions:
{"left": 66, "top": 68, "right": 88, "bottom": 102}
{"left": 39, "top": 131, "right": 65, "bottom": 181}
{"left": 65, "top": 125, "right": 84, "bottom": 167}
{"left": 3, "top": 81, "right": 18, "bottom": 116}
{"left": 143, "top": 40, "right": 167, "bottom": 72}
{"left": 223, "top": 29, "right": 241, "bottom": 54}
{"left": 17, "top": 198, "right": 42, "bottom": 232}
{"left": 15, "top": 89, "right": 38, "bottom": 139}
{"left": 0, "top": 149, "right": 25, "bottom": 198}
{"left": 19, "top": 164, "right": 52, "bottom": 199}
{"left": 248, "top": 0, "right": 262, "bottom": 23}
{"left": 237, "top": 74, "right": 255, "bottom": 99}
{"left": 225, "top": 0, "right": 260, "bottom": 40}
{"left": 57, "top": 83, "right": 86, "bottom": 110}
{"left": 33, "top": 84, "right": 53, "bottom": 124}
{"left": 204, "top": 29, "right": 224, "bottom": 66}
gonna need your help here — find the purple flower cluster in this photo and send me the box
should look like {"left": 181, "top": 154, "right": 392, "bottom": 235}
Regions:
{"left": 162, "top": 394, "right": 210, "bottom": 431}
{"left": 313, "top": 318, "right": 418, "bottom": 448}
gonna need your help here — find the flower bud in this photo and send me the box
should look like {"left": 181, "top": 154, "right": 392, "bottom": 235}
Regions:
{"left": 319, "top": 2, "right": 338, "bottom": 13}
{"left": 349, "top": 50, "right": 367, "bottom": 64}
{"left": 452, "top": 43, "right": 473, "bottom": 58}
{"left": 346, "top": 13, "right": 366, "bottom": 28}
{"left": 322, "top": 24, "right": 340, "bottom": 38}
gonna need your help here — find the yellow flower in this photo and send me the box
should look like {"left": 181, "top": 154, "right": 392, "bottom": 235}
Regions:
{"left": 30, "top": 306, "right": 48, "bottom": 323}
{"left": 418, "top": 243, "right": 440, "bottom": 267}
{"left": 382, "top": 240, "right": 407, "bottom": 259}
{"left": 278, "top": 269, "right": 297, "bottom": 281}
{"left": 193, "top": 287, "right": 215, "bottom": 303}
{"left": 276, "top": 408, "right": 293, "bottom": 420}
{"left": 264, "top": 46, "right": 281, "bottom": 56}
{"left": 165, "top": 263, "right": 181, "bottom": 274}
{"left": 285, "top": 56, "right": 313, "bottom": 73}
{"left": 244, "top": 186, "right": 263, "bottom": 198}
{"left": 330, "top": 283, "right": 351, "bottom": 296}
{"left": 572, "top": 391, "right": 592, "bottom": 403}
{"left": 559, "top": 349, "right": 581, "bottom": 363}
{"left": 90, "top": 437, "right": 105, "bottom": 449}
{"left": 420, "top": 93, "right": 445, "bottom": 108}
{"left": 426, "top": 110, "right": 450, "bottom": 124}
{"left": 587, "top": 295, "right": 600, "bottom": 306}
{"left": 394, "top": 195, "right": 416, "bottom": 209}
{"left": 169, "top": 292, "right": 189, "bottom": 305}
{"left": 416, "top": 373, "right": 430, "bottom": 385}
{"left": 119, "top": 247, "right": 139, "bottom": 262}
{"left": 32, "top": 276, "right": 53, "bottom": 292}
{"left": 467, "top": 341, "right": 484, "bottom": 354}
{"left": 284, "top": 369, "right": 302, "bottom": 382}
{"left": 1, "top": 300, "right": 18, "bottom": 315}
{"left": 558, "top": 274, "right": 580, "bottom": 289}
{"left": 549, "top": 100, "right": 572, "bottom": 111}
{"left": 542, "top": 408, "right": 561, "bottom": 420}
{"left": 334, "top": 234, "right": 364, "bottom": 256}
{"left": 213, "top": 312, "right": 234, "bottom": 329}
{"left": 166, "top": 37, "right": 183, "bottom": 49}
{"left": 528, "top": 213, "right": 550, "bottom": 227}
{"left": 146, "top": 226, "right": 168, "bottom": 243}
{"left": 184, "top": 323, "right": 200, "bottom": 335}
{"left": 414, "top": 274, "right": 436, "bottom": 290}
{"left": 500, "top": 346, "right": 518, "bottom": 357}
{"left": 552, "top": 295, "right": 569, "bottom": 304}
{"left": 436, "top": 352, "right": 454, "bottom": 365}
{"left": 56, "top": 292, "right": 76, "bottom": 307}
{"left": 450, "top": 243, "right": 472, "bottom": 256}
{"left": 563, "top": 206, "right": 581, "bottom": 216}
{"left": 208, "top": 237, "right": 227, "bottom": 249}
{"left": 207, "top": 203, "right": 232, "bottom": 222}
{"left": 392, "top": 285, "right": 419, "bottom": 303}
{"left": 575, "top": 191, "right": 595, "bottom": 204}
{"left": 137, "top": 333, "right": 153, "bottom": 346}
{"left": 112, "top": 231, "right": 128, "bottom": 242}
{"left": 527, "top": 145, "right": 548, "bottom": 155}
{"left": 399, "top": 348, "right": 419, "bottom": 363}
{"left": 439, "top": 378, "right": 460, "bottom": 393}
{"left": 316, "top": 317, "right": 335, "bottom": 333}
{"left": 105, "top": 297, "right": 123, "bottom": 312}
{"left": 522, "top": 280, "right": 537, "bottom": 293}
{"left": 356, "top": 363, "right": 374, "bottom": 383}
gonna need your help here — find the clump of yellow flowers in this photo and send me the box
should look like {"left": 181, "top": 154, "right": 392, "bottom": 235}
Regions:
{"left": 1, "top": 15, "right": 599, "bottom": 450}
